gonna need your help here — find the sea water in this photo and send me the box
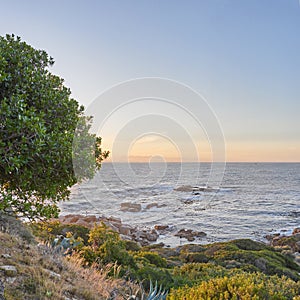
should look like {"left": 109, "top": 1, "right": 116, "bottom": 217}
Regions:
{"left": 60, "top": 163, "right": 300, "bottom": 246}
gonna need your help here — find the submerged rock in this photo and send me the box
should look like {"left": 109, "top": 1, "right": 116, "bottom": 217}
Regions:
{"left": 293, "top": 228, "right": 300, "bottom": 235}
{"left": 145, "top": 203, "right": 167, "bottom": 209}
{"left": 174, "top": 185, "right": 217, "bottom": 193}
{"left": 174, "top": 185, "right": 194, "bottom": 192}
{"left": 175, "top": 229, "right": 207, "bottom": 241}
{"left": 154, "top": 225, "right": 169, "bottom": 231}
{"left": 120, "top": 202, "right": 141, "bottom": 212}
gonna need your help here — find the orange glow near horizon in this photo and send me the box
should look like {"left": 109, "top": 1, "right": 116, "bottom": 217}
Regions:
{"left": 102, "top": 137, "right": 300, "bottom": 163}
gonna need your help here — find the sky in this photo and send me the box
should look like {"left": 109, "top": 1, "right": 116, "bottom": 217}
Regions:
{"left": 1, "top": 0, "right": 300, "bottom": 162}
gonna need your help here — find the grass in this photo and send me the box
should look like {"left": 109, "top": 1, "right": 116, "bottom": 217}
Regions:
{"left": 0, "top": 230, "right": 138, "bottom": 299}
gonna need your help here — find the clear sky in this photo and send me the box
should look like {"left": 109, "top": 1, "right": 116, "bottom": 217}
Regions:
{"left": 1, "top": 0, "right": 300, "bottom": 162}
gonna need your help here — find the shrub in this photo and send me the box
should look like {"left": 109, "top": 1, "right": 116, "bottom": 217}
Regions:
{"left": 173, "top": 263, "right": 235, "bottom": 283}
{"left": 132, "top": 265, "right": 174, "bottom": 290}
{"left": 80, "top": 223, "right": 136, "bottom": 269}
{"left": 30, "top": 220, "right": 90, "bottom": 244}
{"left": 124, "top": 240, "right": 141, "bottom": 252}
{"left": 135, "top": 251, "right": 167, "bottom": 268}
{"left": 168, "top": 272, "right": 300, "bottom": 300}
{"left": 182, "top": 252, "right": 209, "bottom": 263}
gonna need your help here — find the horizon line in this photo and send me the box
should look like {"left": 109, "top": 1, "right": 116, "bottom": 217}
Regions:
{"left": 102, "top": 161, "right": 300, "bottom": 164}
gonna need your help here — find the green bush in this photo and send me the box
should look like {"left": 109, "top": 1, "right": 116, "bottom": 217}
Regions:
{"left": 132, "top": 265, "right": 174, "bottom": 290}
{"left": 30, "top": 220, "right": 90, "bottom": 244}
{"left": 182, "top": 252, "right": 209, "bottom": 263}
{"left": 173, "top": 263, "right": 235, "bottom": 283}
{"left": 124, "top": 240, "right": 141, "bottom": 252}
{"left": 231, "top": 239, "right": 269, "bottom": 251}
{"left": 80, "top": 223, "right": 136, "bottom": 269}
{"left": 201, "top": 239, "right": 300, "bottom": 281}
{"left": 168, "top": 272, "right": 300, "bottom": 300}
{"left": 135, "top": 251, "right": 167, "bottom": 268}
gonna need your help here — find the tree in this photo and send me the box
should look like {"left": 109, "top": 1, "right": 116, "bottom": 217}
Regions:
{"left": 0, "top": 34, "right": 109, "bottom": 220}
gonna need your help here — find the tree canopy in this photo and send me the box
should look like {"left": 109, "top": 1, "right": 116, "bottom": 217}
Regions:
{"left": 0, "top": 34, "right": 108, "bottom": 220}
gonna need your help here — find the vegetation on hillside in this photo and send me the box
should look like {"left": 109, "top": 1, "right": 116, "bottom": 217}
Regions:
{"left": 28, "top": 220, "right": 300, "bottom": 299}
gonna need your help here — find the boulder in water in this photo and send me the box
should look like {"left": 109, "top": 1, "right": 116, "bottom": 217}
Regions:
{"left": 145, "top": 203, "right": 167, "bottom": 209}
{"left": 120, "top": 202, "right": 141, "bottom": 212}
{"left": 175, "top": 228, "right": 207, "bottom": 241}
{"left": 154, "top": 225, "right": 169, "bottom": 231}
{"left": 174, "top": 185, "right": 194, "bottom": 192}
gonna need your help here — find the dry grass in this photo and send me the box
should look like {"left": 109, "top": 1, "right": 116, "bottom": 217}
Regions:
{"left": 62, "top": 253, "right": 138, "bottom": 300}
{"left": 0, "top": 230, "right": 138, "bottom": 300}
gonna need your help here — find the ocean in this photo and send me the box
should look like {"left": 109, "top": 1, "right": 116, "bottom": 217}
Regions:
{"left": 60, "top": 163, "right": 300, "bottom": 246}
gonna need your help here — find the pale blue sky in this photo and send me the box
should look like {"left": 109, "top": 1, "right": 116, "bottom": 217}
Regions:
{"left": 1, "top": 0, "right": 300, "bottom": 161}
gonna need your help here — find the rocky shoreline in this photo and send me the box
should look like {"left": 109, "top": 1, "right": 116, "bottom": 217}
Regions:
{"left": 58, "top": 214, "right": 208, "bottom": 246}
{"left": 58, "top": 214, "right": 300, "bottom": 264}
{"left": 265, "top": 228, "right": 300, "bottom": 265}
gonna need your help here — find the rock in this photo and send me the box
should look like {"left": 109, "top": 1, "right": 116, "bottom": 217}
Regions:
{"left": 43, "top": 269, "right": 61, "bottom": 280}
{"left": 120, "top": 202, "right": 141, "bottom": 212}
{"left": 75, "top": 219, "right": 90, "bottom": 228}
{"left": 174, "top": 185, "right": 194, "bottom": 192}
{"left": 131, "top": 228, "right": 159, "bottom": 244}
{"left": 108, "top": 218, "right": 122, "bottom": 230}
{"left": 59, "top": 214, "right": 101, "bottom": 229}
{"left": 103, "top": 222, "right": 119, "bottom": 233}
{"left": 108, "top": 216, "right": 122, "bottom": 224}
{"left": 1, "top": 254, "right": 11, "bottom": 259}
{"left": 293, "top": 228, "right": 300, "bottom": 235}
{"left": 120, "top": 234, "right": 132, "bottom": 241}
{"left": 174, "top": 185, "right": 215, "bottom": 193}
{"left": 175, "top": 229, "right": 207, "bottom": 241}
{"left": 83, "top": 215, "right": 97, "bottom": 223}
{"left": 60, "top": 214, "right": 81, "bottom": 224}
{"left": 119, "top": 225, "right": 132, "bottom": 236}
{"left": 139, "top": 239, "right": 149, "bottom": 246}
{"left": 136, "top": 231, "right": 147, "bottom": 239}
{"left": 0, "top": 265, "right": 17, "bottom": 277}
{"left": 270, "top": 234, "right": 300, "bottom": 253}
{"left": 146, "top": 231, "right": 159, "bottom": 242}
{"left": 146, "top": 203, "right": 159, "bottom": 209}
{"left": 154, "top": 225, "right": 169, "bottom": 231}
{"left": 265, "top": 233, "right": 279, "bottom": 241}
{"left": 145, "top": 203, "right": 167, "bottom": 209}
